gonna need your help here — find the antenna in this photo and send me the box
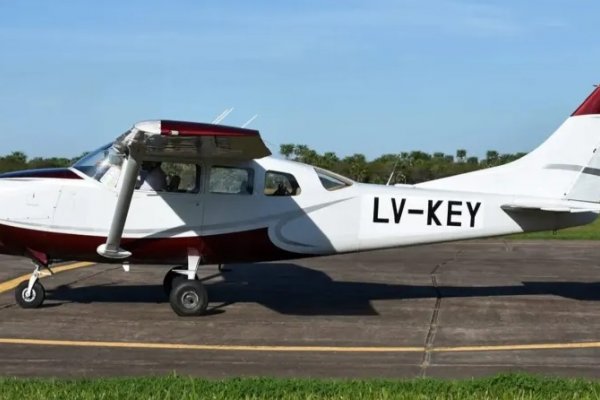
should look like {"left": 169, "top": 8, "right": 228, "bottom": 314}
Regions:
{"left": 212, "top": 108, "right": 234, "bottom": 124}
{"left": 242, "top": 114, "right": 258, "bottom": 128}
{"left": 386, "top": 156, "right": 401, "bottom": 186}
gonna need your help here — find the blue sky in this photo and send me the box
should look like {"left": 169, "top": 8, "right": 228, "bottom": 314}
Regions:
{"left": 0, "top": 1, "right": 598, "bottom": 160}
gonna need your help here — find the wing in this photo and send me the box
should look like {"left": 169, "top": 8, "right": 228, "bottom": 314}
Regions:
{"left": 117, "top": 120, "right": 271, "bottom": 160}
{"left": 97, "top": 120, "right": 271, "bottom": 259}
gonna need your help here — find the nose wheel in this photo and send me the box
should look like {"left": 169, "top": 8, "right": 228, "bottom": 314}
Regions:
{"left": 15, "top": 258, "right": 49, "bottom": 309}
{"left": 15, "top": 280, "right": 45, "bottom": 309}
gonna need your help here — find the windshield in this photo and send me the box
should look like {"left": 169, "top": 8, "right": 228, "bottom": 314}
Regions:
{"left": 72, "top": 143, "right": 125, "bottom": 186}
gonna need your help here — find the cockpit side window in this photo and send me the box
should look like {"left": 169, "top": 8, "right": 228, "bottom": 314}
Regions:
{"left": 209, "top": 166, "right": 254, "bottom": 195}
{"left": 136, "top": 162, "right": 200, "bottom": 193}
{"left": 315, "top": 167, "right": 353, "bottom": 191}
{"left": 264, "top": 171, "right": 301, "bottom": 196}
{"left": 162, "top": 163, "right": 200, "bottom": 193}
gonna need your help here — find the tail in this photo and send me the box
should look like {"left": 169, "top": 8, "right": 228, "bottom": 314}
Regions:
{"left": 418, "top": 86, "right": 600, "bottom": 203}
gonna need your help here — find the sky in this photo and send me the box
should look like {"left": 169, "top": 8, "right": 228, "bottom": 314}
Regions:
{"left": 0, "top": 0, "right": 598, "bottom": 160}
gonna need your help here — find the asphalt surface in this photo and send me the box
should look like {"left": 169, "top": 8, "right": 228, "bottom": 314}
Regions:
{"left": 1, "top": 240, "right": 600, "bottom": 379}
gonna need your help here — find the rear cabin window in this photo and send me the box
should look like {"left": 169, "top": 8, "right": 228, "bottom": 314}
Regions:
{"left": 209, "top": 166, "right": 254, "bottom": 194}
{"left": 136, "top": 162, "right": 200, "bottom": 193}
{"left": 264, "top": 171, "right": 301, "bottom": 196}
{"left": 315, "top": 167, "right": 353, "bottom": 191}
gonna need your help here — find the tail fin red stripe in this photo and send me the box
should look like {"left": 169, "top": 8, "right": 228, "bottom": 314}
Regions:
{"left": 572, "top": 86, "right": 600, "bottom": 116}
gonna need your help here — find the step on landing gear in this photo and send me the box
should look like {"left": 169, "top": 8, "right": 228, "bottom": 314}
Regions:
{"left": 164, "top": 248, "right": 208, "bottom": 316}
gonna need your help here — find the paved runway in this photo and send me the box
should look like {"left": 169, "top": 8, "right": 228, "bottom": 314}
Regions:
{"left": 1, "top": 240, "right": 600, "bottom": 379}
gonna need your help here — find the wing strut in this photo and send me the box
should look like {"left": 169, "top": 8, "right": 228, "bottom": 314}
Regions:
{"left": 97, "top": 131, "right": 145, "bottom": 259}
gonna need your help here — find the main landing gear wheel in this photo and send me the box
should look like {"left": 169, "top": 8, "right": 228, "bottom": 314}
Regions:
{"left": 169, "top": 277, "right": 208, "bottom": 317}
{"left": 15, "top": 280, "right": 45, "bottom": 309}
{"left": 163, "top": 267, "right": 181, "bottom": 295}
{"left": 163, "top": 267, "right": 200, "bottom": 295}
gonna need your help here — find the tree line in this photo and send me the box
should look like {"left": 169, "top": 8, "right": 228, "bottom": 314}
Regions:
{"left": 279, "top": 145, "right": 527, "bottom": 184}
{"left": 0, "top": 151, "right": 82, "bottom": 174}
{"left": 0, "top": 146, "right": 527, "bottom": 184}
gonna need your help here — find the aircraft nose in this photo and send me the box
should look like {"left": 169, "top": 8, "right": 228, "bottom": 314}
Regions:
{"left": 0, "top": 225, "right": 15, "bottom": 256}
{"left": 0, "top": 208, "right": 7, "bottom": 255}
{"left": 0, "top": 177, "right": 32, "bottom": 256}
{"left": 0, "top": 181, "right": 11, "bottom": 255}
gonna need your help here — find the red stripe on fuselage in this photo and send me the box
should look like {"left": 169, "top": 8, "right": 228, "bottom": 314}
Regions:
{"left": 0, "top": 224, "right": 305, "bottom": 264}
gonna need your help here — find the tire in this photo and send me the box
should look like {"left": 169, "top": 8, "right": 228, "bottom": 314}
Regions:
{"left": 15, "top": 280, "right": 45, "bottom": 309}
{"left": 163, "top": 268, "right": 199, "bottom": 295}
{"left": 169, "top": 277, "right": 208, "bottom": 317}
{"left": 163, "top": 268, "right": 179, "bottom": 295}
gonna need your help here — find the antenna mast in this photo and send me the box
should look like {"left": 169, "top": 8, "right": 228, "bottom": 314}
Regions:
{"left": 242, "top": 114, "right": 258, "bottom": 128}
{"left": 212, "top": 108, "right": 234, "bottom": 124}
{"left": 386, "top": 156, "right": 401, "bottom": 186}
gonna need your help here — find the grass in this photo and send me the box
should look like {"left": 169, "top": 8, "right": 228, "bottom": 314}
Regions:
{"left": 508, "top": 215, "right": 600, "bottom": 240}
{"left": 0, "top": 374, "right": 600, "bottom": 400}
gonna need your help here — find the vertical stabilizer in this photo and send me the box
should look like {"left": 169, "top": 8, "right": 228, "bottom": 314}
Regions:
{"left": 418, "top": 86, "right": 600, "bottom": 202}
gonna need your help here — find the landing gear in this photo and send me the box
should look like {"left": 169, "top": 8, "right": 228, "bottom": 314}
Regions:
{"left": 163, "top": 248, "right": 209, "bottom": 316}
{"left": 15, "top": 280, "right": 45, "bottom": 308}
{"left": 169, "top": 277, "right": 208, "bottom": 316}
{"left": 15, "top": 262, "right": 46, "bottom": 309}
{"left": 162, "top": 267, "right": 180, "bottom": 295}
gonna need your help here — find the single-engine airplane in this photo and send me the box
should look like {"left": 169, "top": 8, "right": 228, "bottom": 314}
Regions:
{"left": 2, "top": 86, "right": 600, "bottom": 316}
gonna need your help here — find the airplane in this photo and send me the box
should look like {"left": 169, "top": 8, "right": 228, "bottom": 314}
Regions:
{"left": 1, "top": 86, "right": 600, "bottom": 316}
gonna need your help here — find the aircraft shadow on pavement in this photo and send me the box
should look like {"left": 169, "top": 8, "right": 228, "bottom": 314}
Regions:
{"left": 45, "top": 262, "right": 600, "bottom": 315}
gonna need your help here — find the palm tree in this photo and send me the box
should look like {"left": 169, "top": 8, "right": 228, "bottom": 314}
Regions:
{"left": 485, "top": 150, "right": 499, "bottom": 166}
{"left": 279, "top": 144, "right": 295, "bottom": 159}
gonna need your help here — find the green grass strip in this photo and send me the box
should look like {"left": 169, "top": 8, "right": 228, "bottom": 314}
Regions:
{"left": 507, "top": 216, "right": 600, "bottom": 240}
{"left": 1, "top": 373, "right": 600, "bottom": 400}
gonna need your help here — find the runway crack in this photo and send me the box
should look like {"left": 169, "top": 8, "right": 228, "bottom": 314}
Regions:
{"left": 419, "top": 251, "right": 460, "bottom": 377}
{"left": 420, "top": 275, "right": 441, "bottom": 377}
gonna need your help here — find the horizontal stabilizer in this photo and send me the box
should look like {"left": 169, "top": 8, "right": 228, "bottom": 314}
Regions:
{"left": 501, "top": 200, "right": 600, "bottom": 213}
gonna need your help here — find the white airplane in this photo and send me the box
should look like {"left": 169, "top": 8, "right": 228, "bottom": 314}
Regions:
{"left": 1, "top": 86, "right": 600, "bottom": 316}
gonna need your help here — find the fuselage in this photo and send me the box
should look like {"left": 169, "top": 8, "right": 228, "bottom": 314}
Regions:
{"left": 0, "top": 155, "right": 595, "bottom": 265}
